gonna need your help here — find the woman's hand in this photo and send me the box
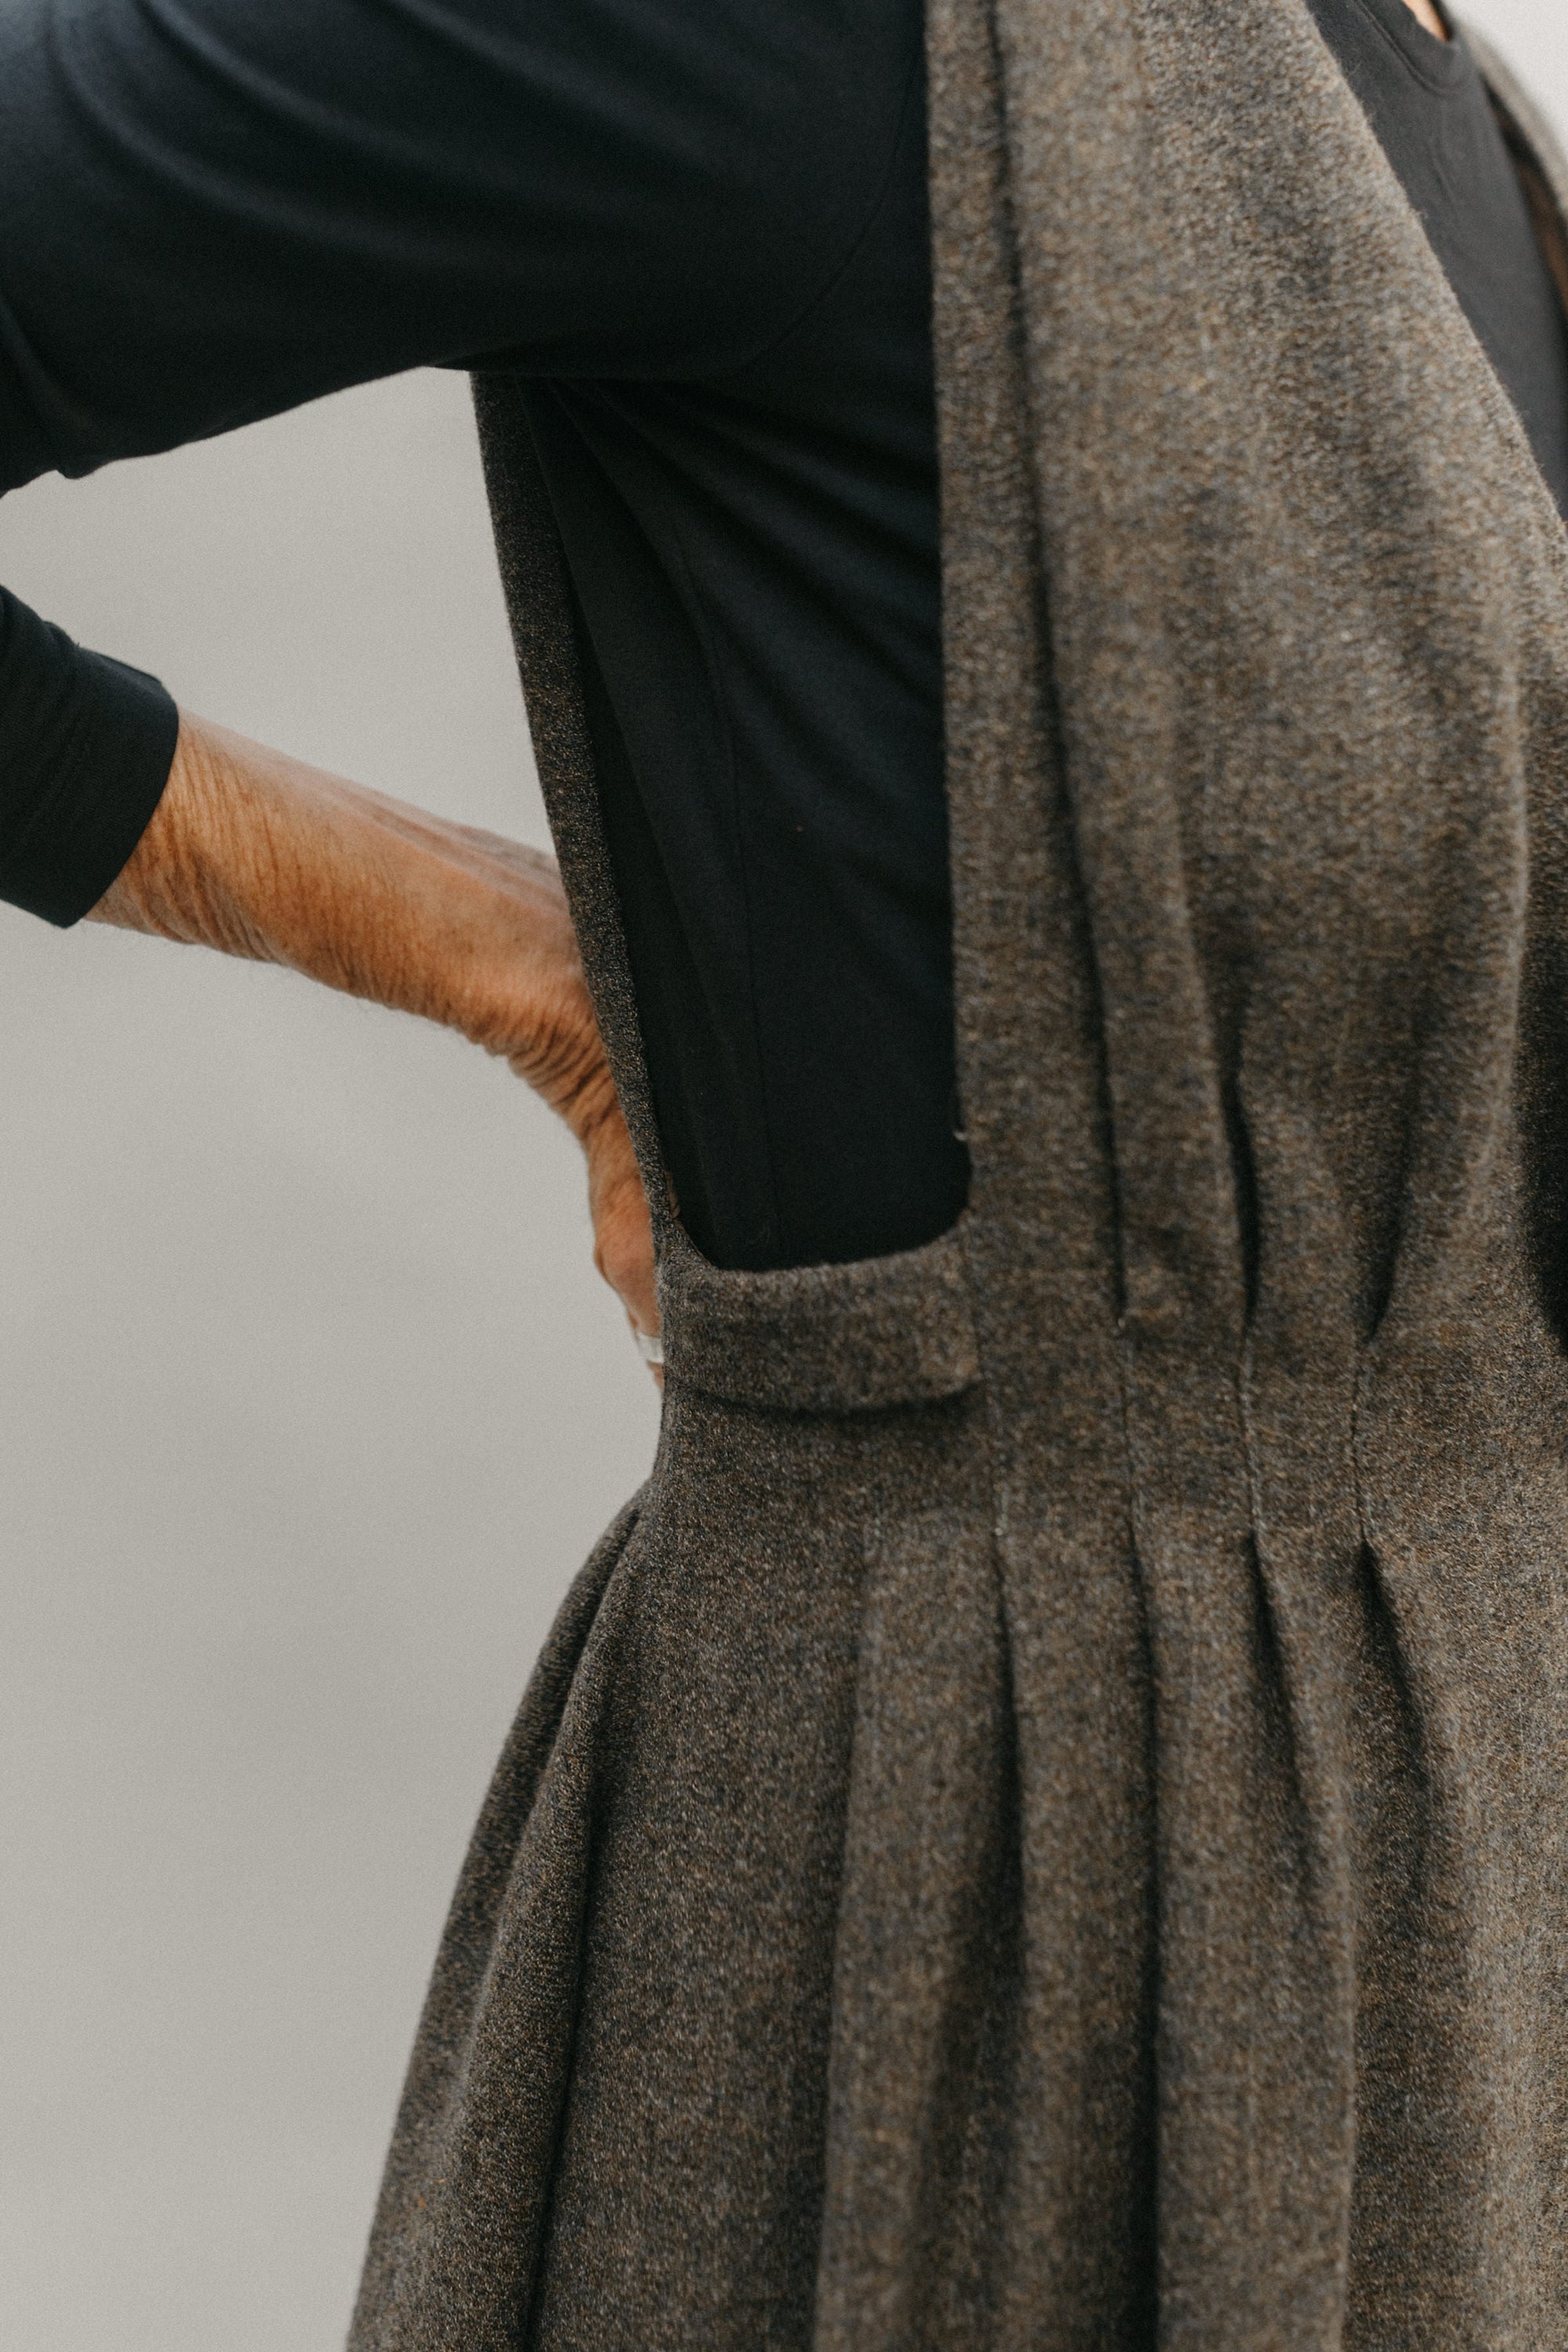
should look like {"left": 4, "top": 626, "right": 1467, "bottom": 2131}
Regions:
{"left": 454, "top": 868, "right": 660, "bottom": 1360}
{"left": 89, "top": 710, "right": 661, "bottom": 1367}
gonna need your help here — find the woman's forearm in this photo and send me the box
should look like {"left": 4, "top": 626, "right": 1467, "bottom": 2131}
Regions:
{"left": 89, "top": 713, "right": 602, "bottom": 1119}
{"left": 89, "top": 710, "right": 659, "bottom": 1340}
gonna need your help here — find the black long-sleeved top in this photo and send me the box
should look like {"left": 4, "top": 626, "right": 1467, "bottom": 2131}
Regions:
{"left": 1, "top": 0, "right": 1564, "bottom": 1269}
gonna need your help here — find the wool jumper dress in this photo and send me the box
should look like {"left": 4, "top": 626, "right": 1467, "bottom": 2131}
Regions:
{"left": 349, "top": 5, "right": 1568, "bottom": 2345}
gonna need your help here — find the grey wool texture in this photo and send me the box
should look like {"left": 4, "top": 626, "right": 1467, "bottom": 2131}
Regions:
{"left": 348, "top": 3, "right": 1568, "bottom": 2345}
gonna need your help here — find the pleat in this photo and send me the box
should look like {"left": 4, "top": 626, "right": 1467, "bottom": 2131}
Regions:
{"left": 926, "top": 0, "right": 1163, "bottom": 2325}
{"left": 350, "top": 1495, "right": 644, "bottom": 2350}
{"left": 812, "top": 1406, "right": 1017, "bottom": 2349}
{"left": 521, "top": 1385, "right": 884, "bottom": 2350}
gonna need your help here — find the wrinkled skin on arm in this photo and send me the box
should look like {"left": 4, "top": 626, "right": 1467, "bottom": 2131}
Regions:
{"left": 90, "top": 711, "right": 660, "bottom": 1370}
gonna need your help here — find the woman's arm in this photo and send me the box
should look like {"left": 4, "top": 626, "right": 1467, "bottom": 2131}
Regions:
{"left": 89, "top": 710, "right": 659, "bottom": 1353}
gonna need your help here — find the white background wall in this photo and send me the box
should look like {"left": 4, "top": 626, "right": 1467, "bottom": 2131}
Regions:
{"left": 1, "top": 5, "right": 1565, "bottom": 2346}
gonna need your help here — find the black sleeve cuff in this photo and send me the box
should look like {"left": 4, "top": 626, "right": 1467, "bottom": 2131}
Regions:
{"left": 0, "top": 590, "right": 180, "bottom": 927}
{"left": 0, "top": 295, "right": 57, "bottom": 495}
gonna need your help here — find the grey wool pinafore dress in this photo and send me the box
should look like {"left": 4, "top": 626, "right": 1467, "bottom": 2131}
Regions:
{"left": 350, "top": 4, "right": 1568, "bottom": 2345}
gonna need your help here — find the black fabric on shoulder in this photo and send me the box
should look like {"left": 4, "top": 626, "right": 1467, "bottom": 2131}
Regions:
{"left": 1308, "top": 0, "right": 1568, "bottom": 515}
{"left": 0, "top": 592, "right": 179, "bottom": 925}
{"left": 0, "top": 0, "right": 898, "bottom": 477}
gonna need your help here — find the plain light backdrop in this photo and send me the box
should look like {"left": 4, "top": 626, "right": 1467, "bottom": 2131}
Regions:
{"left": 2, "top": 5, "right": 1566, "bottom": 2345}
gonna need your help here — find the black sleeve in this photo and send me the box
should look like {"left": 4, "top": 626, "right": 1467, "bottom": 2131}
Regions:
{"left": 0, "top": 307, "right": 180, "bottom": 927}
{"left": 0, "top": 0, "right": 895, "bottom": 922}
{"left": 0, "top": 591, "right": 178, "bottom": 925}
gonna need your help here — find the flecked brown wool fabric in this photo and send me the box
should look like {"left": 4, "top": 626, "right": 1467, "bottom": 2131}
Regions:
{"left": 350, "top": 5, "right": 1568, "bottom": 2346}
